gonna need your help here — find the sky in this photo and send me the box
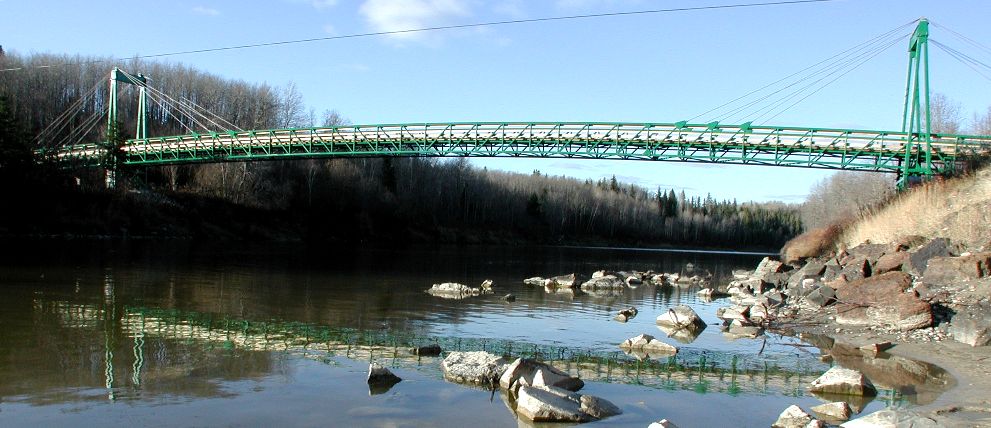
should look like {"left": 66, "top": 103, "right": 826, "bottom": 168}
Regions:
{"left": 2, "top": 0, "right": 990, "bottom": 203}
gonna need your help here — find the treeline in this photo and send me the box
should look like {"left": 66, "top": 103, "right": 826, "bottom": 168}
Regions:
{"left": 0, "top": 49, "right": 801, "bottom": 249}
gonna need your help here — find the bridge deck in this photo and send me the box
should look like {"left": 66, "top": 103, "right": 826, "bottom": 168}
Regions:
{"left": 53, "top": 122, "right": 991, "bottom": 174}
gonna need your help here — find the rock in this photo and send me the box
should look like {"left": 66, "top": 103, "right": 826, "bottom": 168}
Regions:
{"left": 578, "top": 394, "right": 622, "bottom": 419}
{"left": 811, "top": 401, "right": 852, "bottom": 422}
{"left": 618, "top": 334, "right": 678, "bottom": 356}
{"left": 580, "top": 275, "right": 625, "bottom": 290}
{"left": 874, "top": 252, "right": 909, "bottom": 274}
{"left": 514, "top": 385, "right": 620, "bottom": 423}
{"left": 591, "top": 270, "right": 608, "bottom": 278}
{"left": 716, "top": 305, "right": 750, "bottom": 322}
{"left": 514, "top": 385, "right": 591, "bottom": 423}
{"left": 723, "top": 323, "right": 763, "bottom": 339}
{"left": 840, "top": 409, "right": 939, "bottom": 427}
{"left": 923, "top": 252, "right": 991, "bottom": 285}
{"left": 835, "top": 272, "right": 932, "bottom": 331}
{"left": 809, "top": 366, "right": 877, "bottom": 396}
{"left": 847, "top": 243, "right": 888, "bottom": 266}
{"left": 805, "top": 421, "right": 826, "bottom": 428}
{"left": 840, "top": 256, "right": 872, "bottom": 282}
{"left": 441, "top": 351, "right": 509, "bottom": 387}
{"left": 503, "top": 293, "right": 516, "bottom": 302}
{"left": 803, "top": 285, "right": 836, "bottom": 308}
{"left": 893, "top": 234, "right": 927, "bottom": 252}
{"left": 410, "top": 344, "right": 442, "bottom": 356}
{"left": 427, "top": 282, "right": 481, "bottom": 299}
{"left": 907, "top": 238, "right": 956, "bottom": 276}
{"left": 755, "top": 257, "right": 786, "bottom": 278}
{"left": 655, "top": 305, "right": 706, "bottom": 332}
{"left": 480, "top": 279, "right": 494, "bottom": 290}
{"left": 949, "top": 303, "right": 991, "bottom": 346}
{"left": 772, "top": 405, "right": 813, "bottom": 428}
{"left": 696, "top": 288, "right": 726, "bottom": 300}
{"left": 499, "top": 358, "right": 583, "bottom": 394}
{"left": 625, "top": 275, "right": 642, "bottom": 286}
{"left": 790, "top": 261, "right": 827, "bottom": 288}
{"left": 524, "top": 277, "right": 549, "bottom": 286}
{"left": 648, "top": 419, "right": 680, "bottom": 428}
{"left": 367, "top": 363, "right": 402, "bottom": 394}
{"left": 548, "top": 273, "right": 578, "bottom": 289}
{"left": 858, "top": 342, "right": 893, "bottom": 357}
{"left": 613, "top": 306, "right": 638, "bottom": 322}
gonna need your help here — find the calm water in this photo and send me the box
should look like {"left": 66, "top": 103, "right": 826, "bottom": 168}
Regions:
{"left": 0, "top": 241, "right": 951, "bottom": 427}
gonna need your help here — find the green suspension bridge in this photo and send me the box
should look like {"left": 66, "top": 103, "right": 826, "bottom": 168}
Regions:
{"left": 36, "top": 19, "right": 991, "bottom": 188}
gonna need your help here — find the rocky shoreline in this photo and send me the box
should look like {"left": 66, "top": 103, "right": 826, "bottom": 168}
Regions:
{"left": 718, "top": 236, "right": 991, "bottom": 427}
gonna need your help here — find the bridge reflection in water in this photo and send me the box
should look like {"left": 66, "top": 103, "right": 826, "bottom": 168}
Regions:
{"left": 26, "top": 297, "right": 952, "bottom": 410}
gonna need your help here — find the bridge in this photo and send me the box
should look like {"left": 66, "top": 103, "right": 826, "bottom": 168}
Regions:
{"left": 36, "top": 19, "right": 991, "bottom": 188}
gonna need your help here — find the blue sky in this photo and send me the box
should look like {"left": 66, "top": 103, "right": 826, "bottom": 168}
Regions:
{"left": 3, "top": 0, "right": 990, "bottom": 202}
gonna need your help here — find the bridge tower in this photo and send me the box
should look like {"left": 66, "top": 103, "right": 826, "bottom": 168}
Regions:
{"left": 104, "top": 67, "right": 148, "bottom": 188}
{"left": 899, "top": 18, "right": 932, "bottom": 187}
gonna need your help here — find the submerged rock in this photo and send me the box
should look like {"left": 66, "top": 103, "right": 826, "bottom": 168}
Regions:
{"left": 514, "top": 385, "right": 620, "bottom": 423}
{"left": 441, "top": 351, "right": 509, "bottom": 387}
{"left": 523, "top": 277, "right": 549, "bottom": 286}
{"left": 503, "top": 293, "right": 516, "bottom": 302}
{"left": 772, "top": 405, "right": 813, "bottom": 428}
{"left": 809, "top": 366, "right": 877, "bottom": 396}
{"left": 499, "top": 358, "right": 583, "bottom": 394}
{"left": 613, "top": 306, "right": 638, "bottom": 322}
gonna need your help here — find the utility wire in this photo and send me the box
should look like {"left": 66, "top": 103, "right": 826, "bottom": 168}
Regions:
{"left": 0, "top": 0, "right": 838, "bottom": 72}
{"left": 931, "top": 39, "right": 991, "bottom": 83}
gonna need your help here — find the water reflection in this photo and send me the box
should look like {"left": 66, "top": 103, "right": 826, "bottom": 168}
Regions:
{"left": 0, "top": 241, "right": 955, "bottom": 426}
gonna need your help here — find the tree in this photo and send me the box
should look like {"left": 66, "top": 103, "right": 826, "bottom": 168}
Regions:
{"left": 929, "top": 93, "right": 963, "bottom": 134}
{"left": 0, "top": 96, "right": 32, "bottom": 177}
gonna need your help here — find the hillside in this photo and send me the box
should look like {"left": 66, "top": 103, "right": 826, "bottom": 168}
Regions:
{"left": 842, "top": 166, "right": 991, "bottom": 250}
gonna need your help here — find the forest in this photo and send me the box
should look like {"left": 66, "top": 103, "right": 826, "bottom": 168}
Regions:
{"left": 0, "top": 49, "right": 802, "bottom": 250}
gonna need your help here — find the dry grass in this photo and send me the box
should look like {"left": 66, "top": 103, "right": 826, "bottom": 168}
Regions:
{"left": 842, "top": 166, "right": 991, "bottom": 250}
{"left": 781, "top": 221, "right": 849, "bottom": 264}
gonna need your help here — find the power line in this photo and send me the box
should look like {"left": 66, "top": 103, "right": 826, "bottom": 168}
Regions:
{"left": 1, "top": 0, "right": 838, "bottom": 72}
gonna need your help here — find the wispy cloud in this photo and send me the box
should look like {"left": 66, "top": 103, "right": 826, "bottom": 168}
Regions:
{"left": 192, "top": 6, "right": 221, "bottom": 16}
{"left": 359, "top": 0, "right": 471, "bottom": 41}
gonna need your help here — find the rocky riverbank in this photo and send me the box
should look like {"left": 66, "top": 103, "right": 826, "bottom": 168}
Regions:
{"left": 715, "top": 236, "right": 991, "bottom": 427}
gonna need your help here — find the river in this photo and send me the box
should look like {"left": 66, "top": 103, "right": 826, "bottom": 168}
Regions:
{"left": 0, "top": 240, "right": 949, "bottom": 427}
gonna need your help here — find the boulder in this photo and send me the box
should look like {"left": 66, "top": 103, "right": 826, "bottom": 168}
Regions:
{"left": 874, "top": 252, "right": 909, "bottom": 274}
{"left": 907, "top": 238, "right": 955, "bottom": 276}
{"left": 923, "top": 252, "right": 991, "bottom": 285}
{"left": 657, "top": 323, "right": 704, "bottom": 344}
{"left": 835, "top": 272, "right": 932, "bottom": 331}
{"left": 514, "top": 385, "right": 620, "bottom": 423}
{"left": 772, "top": 405, "right": 813, "bottom": 428}
{"left": 625, "top": 275, "right": 643, "bottom": 286}
{"left": 410, "top": 344, "right": 442, "bottom": 356}
{"left": 755, "top": 257, "right": 786, "bottom": 279}
{"left": 788, "top": 261, "right": 827, "bottom": 290}
{"left": 655, "top": 305, "right": 706, "bottom": 332}
{"left": 949, "top": 303, "right": 991, "bottom": 346}
{"left": 426, "top": 282, "right": 481, "bottom": 299}
{"left": 648, "top": 419, "right": 680, "bottom": 428}
{"left": 580, "top": 275, "right": 625, "bottom": 290}
{"left": 840, "top": 256, "right": 872, "bottom": 282}
{"left": 618, "top": 334, "right": 678, "bottom": 356}
{"left": 367, "top": 363, "right": 402, "bottom": 394}
{"left": 811, "top": 401, "right": 852, "bottom": 422}
{"left": 441, "top": 351, "right": 509, "bottom": 387}
{"left": 499, "top": 358, "right": 583, "bottom": 394}
{"left": 840, "top": 409, "right": 939, "bottom": 427}
{"left": 809, "top": 366, "right": 877, "bottom": 396}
